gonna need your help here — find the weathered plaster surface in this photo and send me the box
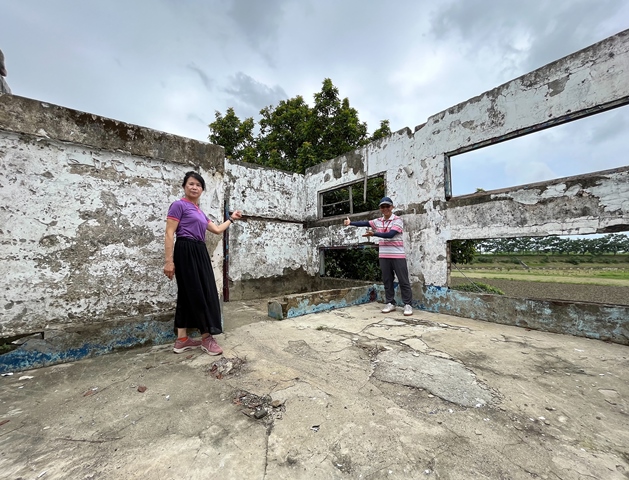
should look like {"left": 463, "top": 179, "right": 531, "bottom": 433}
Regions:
{"left": 0, "top": 96, "right": 225, "bottom": 337}
{"left": 417, "top": 286, "right": 629, "bottom": 345}
{"left": 226, "top": 160, "right": 306, "bottom": 221}
{"left": 228, "top": 219, "right": 308, "bottom": 281}
{"left": 0, "top": 95, "right": 224, "bottom": 170}
{"left": 301, "top": 30, "right": 629, "bottom": 288}
{"left": 0, "top": 314, "right": 174, "bottom": 374}
{"left": 267, "top": 285, "right": 381, "bottom": 320}
{"left": 304, "top": 131, "right": 421, "bottom": 221}
{"left": 417, "top": 29, "right": 629, "bottom": 156}
{"left": 446, "top": 166, "right": 629, "bottom": 241}
{"left": 223, "top": 160, "right": 313, "bottom": 297}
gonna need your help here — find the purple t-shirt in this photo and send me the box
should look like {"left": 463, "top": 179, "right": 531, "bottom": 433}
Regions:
{"left": 167, "top": 198, "right": 212, "bottom": 242}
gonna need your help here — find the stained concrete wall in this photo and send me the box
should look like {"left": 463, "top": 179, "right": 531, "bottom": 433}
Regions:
{"left": 0, "top": 95, "right": 225, "bottom": 338}
{"left": 303, "top": 29, "right": 629, "bottom": 288}
{"left": 224, "top": 160, "right": 312, "bottom": 300}
{"left": 2, "top": 29, "right": 629, "bottom": 356}
{"left": 224, "top": 29, "right": 629, "bottom": 308}
{"left": 259, "top": 29, "right": 629, "bottom": 344}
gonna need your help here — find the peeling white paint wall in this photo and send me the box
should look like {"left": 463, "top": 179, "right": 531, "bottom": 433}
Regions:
{"left": 297, "top": 29, "right": 629, "bottom": 288}
{"left": 227, "top": 160, "right": 306, "bottom": 221}
{"left": 225, "top": 161, "right": 309, "bottom": 284}
{"left": 2, "top": 30, "right": 629, "bottom": 337}
{"left": 417, "top": 32, "right": 629, "bottom": 156}
{"left": 229, "top": 220, "right": 309, "bottom": 279}
{"left": 0, "top": 102, "right": 225, "bottom": 337}
{"left": 447, "top": 168, "right": 629, "bottom": 238}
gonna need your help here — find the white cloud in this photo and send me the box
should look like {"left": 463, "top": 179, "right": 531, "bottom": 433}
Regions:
{"left": 2, "top": 0, "right": 628, "bottom": 195}
{"left": 504, "top": 160, "right": 558, "bottom": 186}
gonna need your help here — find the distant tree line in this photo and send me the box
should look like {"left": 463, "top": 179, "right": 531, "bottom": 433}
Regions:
{"left": 476, "top": 234, "right": 629, "bottom": 255}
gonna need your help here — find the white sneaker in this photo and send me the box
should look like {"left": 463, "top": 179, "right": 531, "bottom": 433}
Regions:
{"left": 403, "top": 304, "right": 413, "bottom": 316}
{"left": 381, "top": 303, "right": 396, "bottom": 313}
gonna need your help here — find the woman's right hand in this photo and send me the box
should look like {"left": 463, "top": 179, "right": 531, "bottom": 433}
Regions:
{"left": 164, "top": 261, "right": 175, "bottom": 280}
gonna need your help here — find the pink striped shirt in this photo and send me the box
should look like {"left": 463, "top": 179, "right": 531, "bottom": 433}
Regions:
{"left": 369, "top": 214, "right": 405, "bottom": 258}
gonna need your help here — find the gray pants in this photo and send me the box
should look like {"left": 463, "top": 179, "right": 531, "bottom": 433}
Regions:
{"left": 379, "top": 258, "right": 412, "bottom": 305}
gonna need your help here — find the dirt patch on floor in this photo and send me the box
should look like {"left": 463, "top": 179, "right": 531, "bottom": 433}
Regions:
{"left": 450, "top": 277, "right": 629, "bottom": 306}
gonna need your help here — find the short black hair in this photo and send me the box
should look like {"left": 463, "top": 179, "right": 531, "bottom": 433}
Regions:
{"left": 182, "top": 171, "right": 205, "bottom": 190}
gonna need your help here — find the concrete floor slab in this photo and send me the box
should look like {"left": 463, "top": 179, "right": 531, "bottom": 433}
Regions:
{"left": 1, "top": 301, "right": 628, "bottom": 479}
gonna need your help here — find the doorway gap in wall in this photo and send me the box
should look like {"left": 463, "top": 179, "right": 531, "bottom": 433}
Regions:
{"left": 320, "top": 245, "right": 381, "bottom": 281}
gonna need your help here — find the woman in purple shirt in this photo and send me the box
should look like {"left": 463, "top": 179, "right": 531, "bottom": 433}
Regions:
{"left": 164, "top": 171, "right": 242, "bottom": 356}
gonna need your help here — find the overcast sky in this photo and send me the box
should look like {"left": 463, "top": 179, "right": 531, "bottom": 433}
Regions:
{"left": 2, "top": 0, "right": 628, "bottom": 195}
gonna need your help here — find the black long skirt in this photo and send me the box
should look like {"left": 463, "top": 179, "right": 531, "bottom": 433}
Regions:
{"left": 173, "top": 237, "right": 222, "bottom": 335}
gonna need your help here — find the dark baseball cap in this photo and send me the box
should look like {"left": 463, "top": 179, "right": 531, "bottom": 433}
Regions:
{"left": 379, "top": 196, "right": 393, "bottom": 206}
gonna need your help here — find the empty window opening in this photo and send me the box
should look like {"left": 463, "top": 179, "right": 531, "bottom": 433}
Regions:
{"left": 448, "top": 233, "right": 629, "bottom": 306}
{"left": 321, "top": 246, "right": 381, "bottom": 282}
{"left": 320, "top": 175, "right": 385, "bottom": 218}
{"left": 448, "top": 106, "right": 629, "bottom": 197}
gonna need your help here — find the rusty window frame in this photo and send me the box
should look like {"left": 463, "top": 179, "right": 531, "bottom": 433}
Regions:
{"left": 319, "top": 175, "right": 385, "bottom": 218}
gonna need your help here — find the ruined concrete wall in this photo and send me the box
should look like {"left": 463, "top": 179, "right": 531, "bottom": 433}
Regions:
{"left": 225, "top": 160, "right": 310, "bottom": 299}
{"left": 307, "top": 29, "right": 629, "bottom": 288}
{"left": 417, "top": 286, "right": 629, "bottom": 345}
{"left": 226, "top": 160, "right": 307, "bottom": 221}
{"left": 3, "top": 29, "right": 629, "bottom": 348}
{"left": 420, "top": 30, "right": 629, "bottom": 157}
{"left": 446, "top": 166, "right": 629, "bottom": 239}
{"left": 305, "top": 129, "right": 435, "bottom": 283}
{"left": 0, "top": 95, "right": 225, "bottom": 337}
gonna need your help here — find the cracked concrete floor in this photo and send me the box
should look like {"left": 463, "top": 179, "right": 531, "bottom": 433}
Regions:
{"left": 1, "top": 301, "right": 628, "bottom": 479}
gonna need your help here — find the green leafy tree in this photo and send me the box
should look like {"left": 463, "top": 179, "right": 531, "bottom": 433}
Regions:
{"left": 309, "top": 79, "right": 368, "bottom": 165}
{"left": 370, "top": 120, "right": 391, "bottom": 142}
{"left": 257, "top": 95, "right": 312, "bottom": 171}
{"left": 210, "top": 79, "right": 392, "bottom": 280}
{"left": 208, "top": 107, "right": 257, "bottom": 163}
{"left": 450, "top": 239, "right": 478, "bottom": 264}
{"left": 209, "top": 78, "right": 389, "bottom": 174}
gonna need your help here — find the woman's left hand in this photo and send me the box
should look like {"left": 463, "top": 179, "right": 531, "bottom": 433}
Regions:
{"left": 231, "top": 210, "right": 243, "bottom": 220}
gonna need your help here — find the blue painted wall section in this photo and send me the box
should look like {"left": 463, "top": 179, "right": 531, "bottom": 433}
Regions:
{"left": 268, "top": 285, "right": 386, "bottom": 320}
{"left": 0, "top": 317, "right": 176, "bottom": 374}
{"left": 267, "top": 283, "right": 628, "bottom": 346}
{"left": 417, "top": 285, "right": 629, "bottom": 345}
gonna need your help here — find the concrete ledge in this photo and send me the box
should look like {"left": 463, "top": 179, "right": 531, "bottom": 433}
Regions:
{"left": 268, "top": 285, "right": 385, "bottom": 319}
{"left": 0, "top": 94, "right": 223, "bottom": 171}
{"left": 419, "top": 286, "right": 629, "bottom": 345}
{"left": 229, "top": 272, "right": 371, "bottom": 302}
{"left": 0, "top": 313, "right": 175, "bottom": 374}
{"left": 266, "top": 283, "right": 629, "bottom": 345}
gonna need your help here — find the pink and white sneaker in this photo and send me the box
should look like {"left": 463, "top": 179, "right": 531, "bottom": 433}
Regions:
{"left": 173, "top": 337, "right": 202, "bottom": 353}
{"left": 201, "top": 335, "right": 223, "bottom": 356}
